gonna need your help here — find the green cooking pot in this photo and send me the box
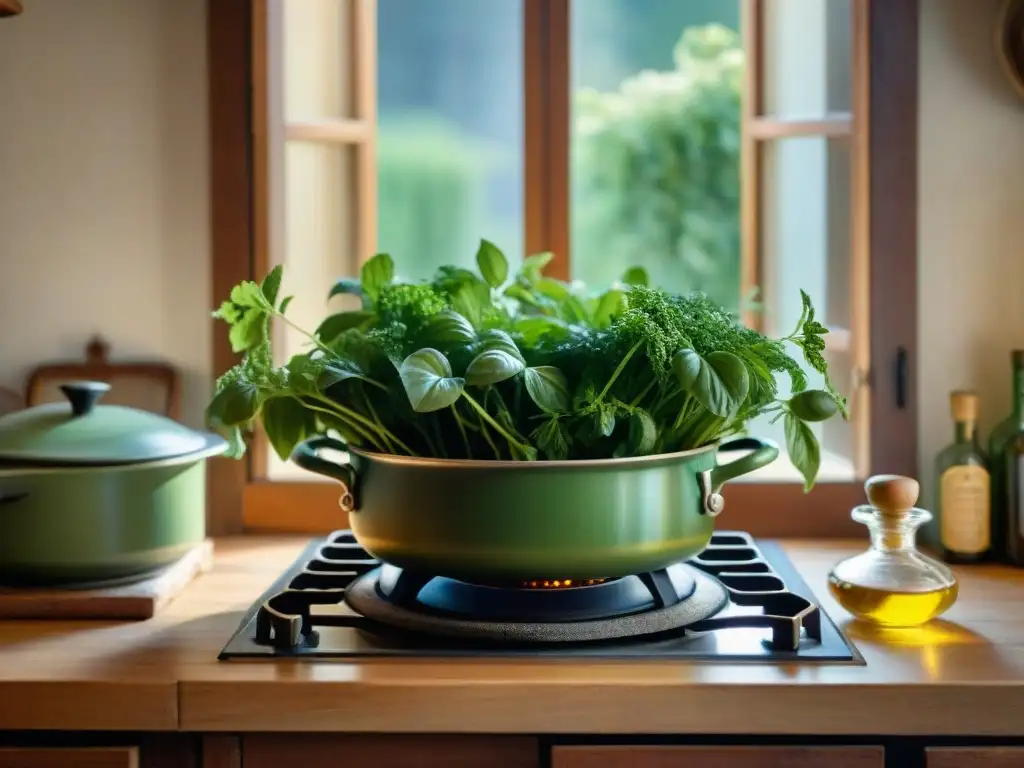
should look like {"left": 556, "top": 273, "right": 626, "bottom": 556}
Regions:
{"left": 0, "top": 381, "right": 227, "bottom": 586}
{"left": 293, "top": 434, "right": 779, "bottom": 581}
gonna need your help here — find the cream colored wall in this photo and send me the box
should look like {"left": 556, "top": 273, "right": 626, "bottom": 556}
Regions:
{"left": 918, "top": 0, "right": 1024, "bottom": 506}
{"left": 0, "top": 0, "right": 210, "bottom": 428}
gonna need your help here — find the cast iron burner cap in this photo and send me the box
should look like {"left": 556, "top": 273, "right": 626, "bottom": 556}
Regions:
{"left": 343, "top": 563, "right": 729, "bottom": 643}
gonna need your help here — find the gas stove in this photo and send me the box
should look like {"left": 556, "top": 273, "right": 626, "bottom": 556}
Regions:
{"left": 220, "top": 529, "right": 861, "bottom": 663}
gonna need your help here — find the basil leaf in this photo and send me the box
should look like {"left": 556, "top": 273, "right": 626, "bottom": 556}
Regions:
{"left": 316, "top": 310, "right": 375, "bottom": 344}
{"left": 593, "top": 289, "right": 627, "bottom": 328}
{"left": 621, "top": 266, "right": 649, "bottom": 287}
{"left": 360, "top": 253, "right": 394, "bottom": 301}
{"left": 450, "top": 280, "right": 491, "bottom": 329}
{"left": 627, "top": 409, "right": 657, "bottom": 456}
{"left": 261, "top": 265, "right": 283, "bottom": 306}
{"left": 519, "top": 252, "right": 554, "bottom": 284}
{"left": 785, "top": 412, "right": 821, "bottom": 492}
{"left": 466, "top": 349, "right": 525, "bottom": 387}
{"left": 328, "top": 277, "right": 364, "bottom": 302}
{"left": 476, "top": 239, "right": 509, "bottom": 288}
{"left": 672, "top": 349, "right": 750, "bottom": 418}
{"left": 514, "top": 316, "right": 570, "bottom": 346}
{"left": 523, "top": 366, "right": 570, "bottom": 413}
{"left": 476, "top": 329, "right": 525, "bottom": 363}
{"left": 279, "top": 296, "right": 294, "bottom": 314}
{"left": 262, "top": 396, "right": 313, "bottom": 461}
{"left": 421, "top": 310, "right": 476, "bottom": 348}
{"left": 788, "top": 389, "right": 840, "bottom": 423}
{"left": 399, "top": 348, "right": 465, "bottom": 413}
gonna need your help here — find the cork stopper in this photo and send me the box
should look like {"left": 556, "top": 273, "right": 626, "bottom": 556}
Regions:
{"left": 864, "top": 474, "right": 920, "bottom": 518}
{"left": 950, "top": 390, "right": 979, "bottom": 423}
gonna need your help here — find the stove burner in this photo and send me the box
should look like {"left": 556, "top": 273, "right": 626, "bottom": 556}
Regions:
{"left": 370, "top": 562, "right": 698, "bottom": 622}
{"left": 345, "top": 562, "right": 726, "bottom": 643}
{"left": 240, "top": 530, "right": 838, "bottom": 656}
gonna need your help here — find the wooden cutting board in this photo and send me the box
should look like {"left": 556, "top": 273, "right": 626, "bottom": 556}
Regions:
{"left": 0, "top": 540, "right": 214, "bottom": 620}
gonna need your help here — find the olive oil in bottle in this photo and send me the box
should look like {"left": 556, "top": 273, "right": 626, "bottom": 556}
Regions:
{"left": 1004, "top": 352, "right": 1024, "bottom": 565}
{"left": 990, "top": 350, "right": 1024, "bottom": 561}
{"left": 828, "top": 475, "right": 958, "bottom": 627}
{"left": 932, "top": 391, "right": 991, "bottom": 562}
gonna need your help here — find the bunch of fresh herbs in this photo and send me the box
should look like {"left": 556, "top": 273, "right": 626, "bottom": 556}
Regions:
{"left": 207, "top": 241, "right": 846, "bottom": 489}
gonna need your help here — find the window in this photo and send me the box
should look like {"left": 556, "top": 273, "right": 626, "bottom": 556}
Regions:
{"left": 207, "top": 0, "right": 918, "bottom": 536}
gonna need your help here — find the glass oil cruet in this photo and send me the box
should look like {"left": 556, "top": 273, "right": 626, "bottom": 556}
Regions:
{"left": 828, "top": 474, "right": 958, "bottom": 627}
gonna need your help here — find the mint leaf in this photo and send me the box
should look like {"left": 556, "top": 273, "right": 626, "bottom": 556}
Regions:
{"left": 206, "top": 376, "right": 262, "bottom": 427}
{"left": 261, "top": 265, "right": 283, "bottom": 306}
{"left": 519, "top": 252, "right": 554, "bottom": 284}
{"left": 228, "top": 310, "right": 267, "bottom": 353}
{"left": 531, "top": 416, "right": 570, "bottom": 460}
{"left": 279, "top": 295, "right": 294, "bottom": 314}
{"left": 230, "top": 281, "right": 268, "bottom": 310}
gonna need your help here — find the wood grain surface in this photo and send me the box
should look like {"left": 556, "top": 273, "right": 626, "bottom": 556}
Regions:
{"left": 0, "top": 541, "right": 213, "bottom": 620}
{"left": 2, "top": 537, "right": 1024, "bottom": 735}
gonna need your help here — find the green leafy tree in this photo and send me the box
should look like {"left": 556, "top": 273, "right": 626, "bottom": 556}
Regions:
{"left": 572, "top": 25, "right": 742, "bottom": 311}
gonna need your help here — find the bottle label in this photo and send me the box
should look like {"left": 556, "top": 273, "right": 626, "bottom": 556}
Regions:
{"left": 940, "top": 465, "right": 991, "bottom": 554}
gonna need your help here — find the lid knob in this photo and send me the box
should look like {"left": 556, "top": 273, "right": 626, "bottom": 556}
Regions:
{"left": 59, "top": 381, "right": 111, "bottom": 417}
{"left": 865, "top": 474, "right": 920, "bottom": 516}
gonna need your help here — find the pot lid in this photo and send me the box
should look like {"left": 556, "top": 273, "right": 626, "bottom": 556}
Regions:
{"left": 0, "top": 381, "right": 209, "bottom": 465}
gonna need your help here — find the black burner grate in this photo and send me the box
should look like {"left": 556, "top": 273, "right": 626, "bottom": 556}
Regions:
{"left": 221, "top": 530, "right": 861, "bottom": 663}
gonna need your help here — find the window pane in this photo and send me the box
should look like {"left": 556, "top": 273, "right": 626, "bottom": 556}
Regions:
{"left": 267, "top": 141, "right": 356, "bottom": 481}
{"left": 377, "top": 0, "right": 524, "bottom": 280}
{"left": 742, "top": 135, "right": 857, "bottom": 483}
{"left": 570, "top": 0, "right": 743, "bottom": 312}
{"left": 282, "top": 0, "right": 353, "bottom": 120}
{"left": 762, "top": 0, "right": 851, "bottom": 118}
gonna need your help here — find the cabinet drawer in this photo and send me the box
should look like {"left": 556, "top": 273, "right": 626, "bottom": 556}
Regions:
{"left": 927, "top": 747, "right": 1024, "bottom": 768}
{"left": 242, "top": 735, "right": 538, "bottom": 768}
{"left": 552, "top": 746, "right": 884, "bottom": 768}
{"left": 0, "top": 747, "right": 138, "bottom": 768}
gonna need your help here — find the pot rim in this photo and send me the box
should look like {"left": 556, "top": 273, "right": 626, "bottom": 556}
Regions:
{"left": 347, "top": 440, "right": 727, "bottom": 470}
{"left": 0, "top": 433, "right": 228, "bottom": 477}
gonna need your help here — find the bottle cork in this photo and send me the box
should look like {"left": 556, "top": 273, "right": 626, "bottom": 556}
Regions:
{"left": 865, "top": 474, "right": 920, "bottom": 517}
{"left": 950, "top": 390, "right": 979, "bottom": 423}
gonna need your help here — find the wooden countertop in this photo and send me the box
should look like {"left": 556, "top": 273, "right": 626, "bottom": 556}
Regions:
{"left": 2, "top": 537, "right": 1024, "bottom": 736}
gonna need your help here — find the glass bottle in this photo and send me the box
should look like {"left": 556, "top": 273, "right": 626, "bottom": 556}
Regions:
{"left": 828, "top": 475, "right": 958, "bottom": 627}
{"left": 931, "top": 390, "right": 990, "bottom": 563}
{"left": 988, "top": 350, "right": 1024, "bottom": 560}
{"left": 1004, "top": 358, "right": 1024, "bottom": 565}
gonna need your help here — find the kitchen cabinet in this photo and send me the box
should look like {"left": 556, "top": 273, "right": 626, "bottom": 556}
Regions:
{"left": 927, "top": 747, "right": 1024, "bottom": 767}
{"left": 551, "top": 745, "right": 885, "bottom": 768}
{"left": 0, "top": 747, "right": 138, "bottom": 768}
{"left": 239, "top": 735, "right": 539, "bottom": 768}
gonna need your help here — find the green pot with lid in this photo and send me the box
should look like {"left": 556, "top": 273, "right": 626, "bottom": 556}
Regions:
{"left": 0, "top": 381, "right": 227, "bottom": 586}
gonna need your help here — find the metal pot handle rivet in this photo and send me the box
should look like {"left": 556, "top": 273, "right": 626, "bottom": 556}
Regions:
{"left": 698, "top": 470, "right": 725, "bottom": 517}
{"left": 339, "top": 490, "right": 355, "bottom": 514}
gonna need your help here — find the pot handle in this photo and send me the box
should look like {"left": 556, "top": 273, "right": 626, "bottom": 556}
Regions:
{"left": 292, "top": 436, "right": 358, "bottom": 513}
{"left": 710, "top": 437, "right": 780, "bottom": 491}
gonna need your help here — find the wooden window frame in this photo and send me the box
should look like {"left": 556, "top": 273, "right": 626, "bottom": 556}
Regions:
{"left": 205, "top": 0, "right": 918, "bottom": 538}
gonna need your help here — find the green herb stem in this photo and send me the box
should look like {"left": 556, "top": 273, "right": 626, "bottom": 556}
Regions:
{"left": 360, "top": 386, "right": 395, "bottom": 453}
{"left": 597, "top": 340, "right": 643, "bottom": 403}
{"left": 452, "top": 405, "right": 472, "bottom": 458}
{"left": 462, "top": 392, "right": 529, "bottom": 455}
{"left": 301, "top": 401, "right": 383, "bottom": 451}
{"left": 311, "top": 394, "right": 417, "bottom": 456}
